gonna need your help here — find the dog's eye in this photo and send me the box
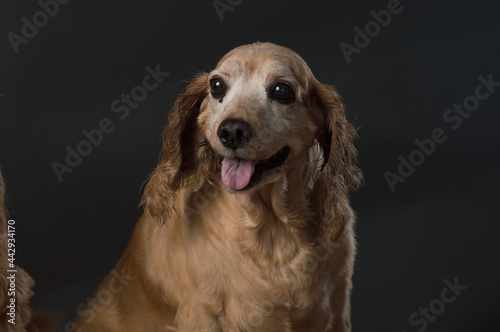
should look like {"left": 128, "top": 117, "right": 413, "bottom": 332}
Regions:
{"left": 270, "top": 83, "right": 295, "bottom": 104}
{"left": 210, "top": 78, "right": 227, "bottom": 101}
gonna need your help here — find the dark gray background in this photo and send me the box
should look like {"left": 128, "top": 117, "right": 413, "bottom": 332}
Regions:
{"left": 1, "top": 0, "right": 499, "bottom": 331}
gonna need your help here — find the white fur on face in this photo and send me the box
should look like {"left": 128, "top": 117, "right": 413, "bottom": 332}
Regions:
{"left": 200, "top": 54, "right": 318, "bottom": 162}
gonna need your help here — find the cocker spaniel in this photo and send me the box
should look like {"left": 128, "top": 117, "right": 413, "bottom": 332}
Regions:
{"left": 73, "top": 42, "right": 361, "bottom": 332}
{"left": 0, "top": 171, "right": 59, "bottom": 331}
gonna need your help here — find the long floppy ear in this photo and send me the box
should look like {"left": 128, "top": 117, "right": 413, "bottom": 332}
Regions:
{"left": 140, "top": 73, "right": 213, "bottom": 223}
{"left": 312, "top": 83, "right": 362, "bottom": 241}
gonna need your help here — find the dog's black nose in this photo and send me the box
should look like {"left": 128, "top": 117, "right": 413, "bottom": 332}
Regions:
{"left": 217, "top": 119, "right": 253, "bottom": 150}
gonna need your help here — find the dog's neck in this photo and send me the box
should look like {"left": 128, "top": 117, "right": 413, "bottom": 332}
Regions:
{"left": 216, "top": 152, "right": 322, "bottom": 266}
{"left": 180, "top": 144, "right": 324, "bottom": 266}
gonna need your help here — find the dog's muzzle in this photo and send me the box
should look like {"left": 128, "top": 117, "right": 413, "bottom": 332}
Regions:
{"left": 219, "top": 146, "right": 290, "bottom": 191}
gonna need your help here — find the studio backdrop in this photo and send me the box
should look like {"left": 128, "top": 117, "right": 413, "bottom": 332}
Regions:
{"left": 0, "top": 0, "right": 499, "bottom": 331}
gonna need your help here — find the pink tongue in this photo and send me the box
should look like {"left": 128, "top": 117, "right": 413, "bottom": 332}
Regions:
{"left": 221, "top": 157, "right": 256, "bottom": 190}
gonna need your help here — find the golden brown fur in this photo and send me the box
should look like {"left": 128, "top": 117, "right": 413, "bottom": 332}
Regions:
{"left": 0, "top": 171, "right": 59, "bottom": 332}
{"left": 73, "top": 42, "right": 361, "bottom": 331}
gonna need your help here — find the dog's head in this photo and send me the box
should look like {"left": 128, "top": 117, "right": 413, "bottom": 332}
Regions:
{"left": 199, "top": 43, "right": 323, "bottom": 192}
{"left": 141, "top": 43, "right": 361, "bottom": 231}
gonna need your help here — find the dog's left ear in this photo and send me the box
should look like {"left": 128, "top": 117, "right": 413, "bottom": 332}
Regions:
{"left": 312, "top": 83, "right": 362, "bottom": 241}
{"left": 140, "top": 73, "right": 212, "bottom": 223}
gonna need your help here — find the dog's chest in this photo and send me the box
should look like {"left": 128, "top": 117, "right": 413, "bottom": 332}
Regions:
{"left": 177, "top": 189, "right": 334, "bottom": 330}
{"left": 185, "top": 233, "right": 329, "bottom": 331}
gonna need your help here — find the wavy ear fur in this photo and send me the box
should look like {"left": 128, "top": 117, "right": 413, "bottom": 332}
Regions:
{"left": 140, "top": 73, "right": 215, "bottom": 223}
{"left": 312, "top": 83, "right": 362, "bottom": 241}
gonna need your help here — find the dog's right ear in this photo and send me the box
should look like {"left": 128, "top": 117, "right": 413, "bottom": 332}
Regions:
{"left": 140, "top": 73, "right": 209, "bottom": 223}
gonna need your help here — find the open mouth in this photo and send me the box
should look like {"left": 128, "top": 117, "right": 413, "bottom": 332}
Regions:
{"left": 219, "top": 146, "right": 290, "bottom": 191}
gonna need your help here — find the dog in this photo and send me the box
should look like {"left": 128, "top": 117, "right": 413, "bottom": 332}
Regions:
{"left": 73, "top": 42, "right": 361, "bottom": 332}
{"left": 0, "top": 171, "right": 59, "bottom": 332}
